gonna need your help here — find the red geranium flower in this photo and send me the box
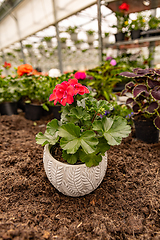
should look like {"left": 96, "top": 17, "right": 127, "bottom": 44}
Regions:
{"left": 119, "top": 2, "right": 129, "bottom": 11}
{"left": 17, "top": 64, "right": 33, "bottom": 76}
{"left": 49, "top": 79, "right": 89, "bottom": 106}
{"left": 3, "top": 61, "right": 11, "bottom": 69}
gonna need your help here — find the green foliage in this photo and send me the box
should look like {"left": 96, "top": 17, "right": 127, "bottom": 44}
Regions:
{"left": 25, "top": 44, "right": 33, "bottom": 48}
{"left": 148, "top": 15, "right": 160, "bottom": 29}
{"left": 86, "top": 30, "right": 95, "bottom": 35}
{"left": 104, "top": 32, "right": 110, "bottom": 37}
{"left": 19, "top": 74, "right": 61, "bottom": 105}
{"left": 0, "top": 75, "right": 23, "bottom": 103}
{"left": 129, "top": 13, "right": 146, "bottom": 31}
{"left": 86, "top": 61, "right": 131, "bottom": 100}
{"left": 36, "top": 96, "right": 131, "bottom": 167}
{"left": 43, "top": 36, "right": 52, "bottom": 42}
{"left": 66, "top": 26, "right": 78, "bottom": 34}
{"left": 112, "top": 12, "right": 129, "bottom": 32}
{"left": 60, "top": 38, "right": 67, "bottom": 43}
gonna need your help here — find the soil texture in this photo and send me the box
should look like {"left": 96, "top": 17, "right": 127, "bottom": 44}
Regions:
{"left": 0, "top": 113, "right": 160, "bottom": 240}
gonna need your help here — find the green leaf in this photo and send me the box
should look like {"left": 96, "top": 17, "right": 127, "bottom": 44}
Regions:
{"left": 59, "top": 124, "right": 81, "bottom": 154}
{"left": 93, "top": 117, "right": 131, "bottom": 146}
{"left": 62, "top": 150, "right": 79, "bottom": 164}
{"left": 35, "top": 132, "right": 50, "bottom": 146}
{"left": 46, "top": 119, "right": 59, "bottom": 135}
{"left": 103, "top": 117, "right": 131, "bottom": 145}
{"left": 96, "top": 137, "right": 110, "bottom": 155}
{"left": 60, "top": 137, "right": 81, "bottom": 154}
{"left": 80, "top": 130, "right": 98, "bottom": 154}
{"left": 79, "top": 150, "right": 102, "bottom": 167}
{"left": 69, "top": 107, "right": 90, "bottom": 120}
{"left": 36, "top": 119, "right": 60, "bottom": 146}
{"left": 59, "top": 123, "right": 80, "bottom": 139}
{"left": 42, "top": 103, "right": 49, "bottom": 111}
{"left": 59, "top": 124, "right": 98, "bottom": 154}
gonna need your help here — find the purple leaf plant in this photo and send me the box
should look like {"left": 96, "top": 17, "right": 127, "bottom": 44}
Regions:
{"left": 120, "top": 68, "right": 160, "bottom": 130}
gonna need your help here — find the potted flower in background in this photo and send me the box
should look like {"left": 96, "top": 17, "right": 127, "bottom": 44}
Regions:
{"left": 36, "top": 78, "right": 131, "bottom": 197}
{"left": 3, "top": 61, "right": 11, "bottom": 70}
{"left": 112, "top": 2, "right": 130, "bottom": 42}
{"left": 43, "top": 36, "right": 53, "bottom": 48}
{"left": 0, "top": 69, "right": 22, "bottom": 115}
{"left": 147, "top": 14, "right": 160, "bottom": 37}
{"left": 103, "top": 32, "right": 110, "bottom": 47}
{"left": 120, "top": 68, "right": 160, "bottom": 143}
{"left": 60, "top": 38, "right": 67, "bottom": 49}
{"left": 129, "top": 13, "right": 146, "bottom": 39}
{"left": 86, "top": 30, "right": 95, "bottom": 45}
{"left": 66, "top": 26, "right": 78, "bottom": 42}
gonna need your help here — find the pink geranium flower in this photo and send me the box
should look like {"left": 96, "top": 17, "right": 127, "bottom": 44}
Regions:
{"left": 110, "top": 59, "right": 117, "bottom": 66}
{"left": 74, "top": 71, "right": 86, "bottom": 80}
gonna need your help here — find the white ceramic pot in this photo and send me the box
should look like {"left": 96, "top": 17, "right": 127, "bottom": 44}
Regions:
{"left": 43, "top": 144, "right": 107, "bottom": 197}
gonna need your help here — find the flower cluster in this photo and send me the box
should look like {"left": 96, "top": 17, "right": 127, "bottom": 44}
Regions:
{"left": 17, "top": 64, "right": 33, "bottom": 76}
{"left": 106, "top": 57, "right": 117, "bottom": 66}
{"left": 3, "top": 61, "right": 11, "bottom": 69}
{"left": 74, "top": 71, "right": 86, "bottom": 80}
{"left": 49, "top": 78, "right": 90, "bottom": 106}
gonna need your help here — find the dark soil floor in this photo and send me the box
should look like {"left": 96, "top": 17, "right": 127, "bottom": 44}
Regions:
{"left": 0, "top": 112, "right": 160, "bottom": 240}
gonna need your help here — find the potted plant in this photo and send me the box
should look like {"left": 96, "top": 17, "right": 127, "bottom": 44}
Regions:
{"left": 60, "top": 38, "right": 67, "bottom": 49}
{"left": 112, "top": 2, "right": 130, "bottom": 42}
{"left": 74, "top": 39, "right": 83, "bottom": 49}
{"left": 120, "top": 68, "right": 160, "bottom": 143}
{"left": 103, "top": 32, "right": 110, "bottom": 47}
{"left": 36, "top": 78, "right": 131, "bottom": 197}
{"left": 86, "top": 30, "right": 95, "bottom": 45}
{"left": 129, "top": 13, "right": 146, "bottom": 39}
{"left": 0, "top": 71, "right": 22, "bottom": 115}
{"left": 66, "top": 26, "right": 78, "bottom": 42}
{"left": 25, "top": 44, "right": 33, "bottom": 56}
{"left": 147, "top": 15, "right": 160, "bottom": 37}
{"left": 43, "top": 36, "right": 53, "bottom": 48}
{"left": 38, "top": 44, "right": 45, "bottom": 55}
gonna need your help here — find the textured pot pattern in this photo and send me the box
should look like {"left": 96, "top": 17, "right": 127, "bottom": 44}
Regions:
{"left": 43, "top": 144, "right": 107, "bottom": 197}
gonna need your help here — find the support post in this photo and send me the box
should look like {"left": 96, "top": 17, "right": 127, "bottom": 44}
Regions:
{"left": 149, "top": 9, "right": 156, "bottom": 67}
{"left": 97, "top": 0, "right": 103, "bottom": 63}
{"left": 2, "top": 50, "right": 8, "bottom": 75}
{"left": 52, "top": 0, "right": 63, "bottom": 74}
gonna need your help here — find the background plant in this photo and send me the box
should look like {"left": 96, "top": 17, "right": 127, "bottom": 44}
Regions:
{"left": 120, "top": 68, "right": 160, "bottom": 130}
{"left": 0, "top": 75, "right": 23, "bottom": 103}
{"left": 148, "top": 15, "right": 160, "bottom": 29}
{"left": 129, "top": 13, "right": 146, "bottom": 31}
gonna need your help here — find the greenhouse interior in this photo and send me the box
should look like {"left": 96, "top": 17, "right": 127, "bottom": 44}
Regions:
{"left": 0, "top": 0, "right": 160, "bottom": 239}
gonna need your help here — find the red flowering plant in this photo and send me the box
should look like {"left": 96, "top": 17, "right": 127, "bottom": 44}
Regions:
{"left": 36, "top": 78, "right": 131, "bottom": 167}
{"left": 120, "top": 68, "right": 160, "bottom": 130}
{"left": 3, "top": 61, "right": 11, "bottom": 69}
{"left": 112, "top": 2, "right": 130, "bottom": 33}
